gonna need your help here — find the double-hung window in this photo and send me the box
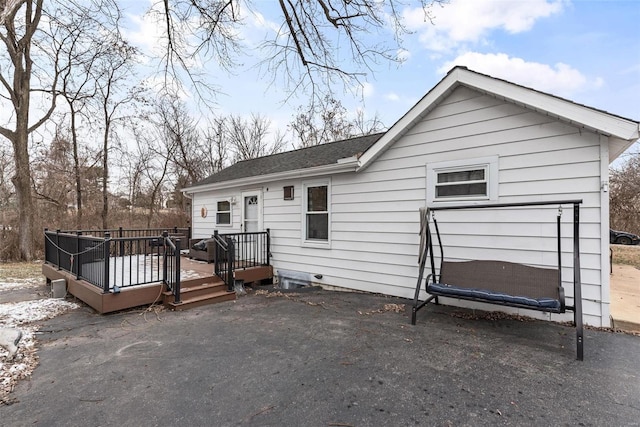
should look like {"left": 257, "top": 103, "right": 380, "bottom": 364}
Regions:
{"left": 216, "top": 200, "right": 231, "bottom": 225}
{"left": 427, "top": 156, "right": 498, "bottom": 203}
{"left": 304, "top": 183, "right": 329, "bottom": 243}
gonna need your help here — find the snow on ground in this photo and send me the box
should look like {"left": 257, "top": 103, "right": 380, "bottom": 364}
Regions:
{"left": 0, "top": 258, "right": 204, "bottom": 403}
{"left": 0, "top": 297, "right": 78, "bottom": 404}
{"left": 82, "top": 255, "right": 203, "bottom": 289}
{"left": 0, "top": 278, "right": 42, "bottom": 292}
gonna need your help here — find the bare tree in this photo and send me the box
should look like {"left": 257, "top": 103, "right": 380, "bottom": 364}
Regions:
{"left": 0, "top": 143, "right": 15, "bottom": 227}
{"left": 134, "top": 131, "right": 172, "bottom": 228}
{"left": 290, "top": 96, "right": 385, "bottom": 148}
{"left": 57, "top": 1, "right": 116, "bottom": 229}
{"left": 31, "top": 130, "right": 74, "bottom": 222}
{"left": 90, "top": 34, "right": 142, "bottom": 229}
{"left": 0, "top": 0, "right": 66, "bottom": 260}
{"left": 155, "top": 97, "right": 205, "bottom": 183}
{"left": 155, "top": 1, "right": 445, "bottom": 103}
{"left": 203, "top": 117, "right": 229, "bottom": 174}
{"left": 610, "top": 153, "right": 640, "bottom": 235}
{"left": 0, "top": 0, "right": 127, "bottom": 258}
{"left": 226, "top": 113, "right": 287, "bottom": 162}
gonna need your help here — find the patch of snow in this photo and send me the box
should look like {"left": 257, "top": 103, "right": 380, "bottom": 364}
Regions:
{"left": 0, "top": 298, "right": 78, "bottom": 402}
{"left": 0, "top": 299, "right": 78, "bottom": 326}
{"left": 0, "top": 278, "right": 42, "bottom": 292}
{"left": 181, "top": 269, "right": 201, "bottom": 280}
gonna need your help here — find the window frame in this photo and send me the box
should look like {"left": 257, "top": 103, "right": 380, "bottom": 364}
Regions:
{"left": 283, "top": 185, "right": 294, "bottom": 201}
{"left": 426, "top": 156, "right": 498, "bottom": 204}
{"left": 301, "top": 180, "right": 331, "bottom": 248}
{"left": 215, "top": 199, "right": 232, "bottom": 226}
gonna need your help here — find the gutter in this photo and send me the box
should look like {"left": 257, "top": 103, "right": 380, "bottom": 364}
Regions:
{"left": 182, "top": 157, "right": 361, "bottom": 194}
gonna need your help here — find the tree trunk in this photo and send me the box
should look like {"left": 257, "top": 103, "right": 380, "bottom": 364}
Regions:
{"left": 11, "top": 121, "right": 35, "bottom": 261}
{"left": 70, "top": 104, "right": 83, "bottom": 229}
{"left": 101, "top": 117, "right": 109, "bottom": 230}
{"left": 101, "top": 143, "right": 108, "bottom": 230}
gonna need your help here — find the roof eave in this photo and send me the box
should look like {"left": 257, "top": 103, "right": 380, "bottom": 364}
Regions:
{"left": 356, "top": 68, "right": 464, "bottom": 171}
{"left": 182, "top": 158, "right": 360, "bottom": 194}
{"left": 456, "top": 71, "right": 640, "bottom": 140}
{"left": 357, "top": 67, "right": 640, "bottom": 171}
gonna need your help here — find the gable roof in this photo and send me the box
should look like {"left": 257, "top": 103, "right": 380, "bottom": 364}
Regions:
{"left": 185, "top": 132, "right": 383, "bottom": 192}
{"left": 358, "top": 66, "right": 639, "bottom": 169}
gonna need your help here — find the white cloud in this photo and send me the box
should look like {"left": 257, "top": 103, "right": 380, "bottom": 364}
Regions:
{"left": 385, "top": 92, "right": 401, "bottom": 102}
{"left": 124, "top": 3, "right": 167, "bottom": 58}
{"left": 123, "top": 1, "right": 211, "bottom": 70}
{"left": 397, "top": 49, "right": 411, "bottom": 62}
{"left": 438, "top": 52, "right": 601, "bottom": 96}
{"left": 405, "top": 0, "right": 565, "bottom": 52}
{"left": 362, "top": 82, "right": 375, "bottom": 98}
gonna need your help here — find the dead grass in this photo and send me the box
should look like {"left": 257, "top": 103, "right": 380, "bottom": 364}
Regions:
{"left": 0, "top": 262, "right": 42, "bottom": 281}
{"left": 610, "top": 244, "right": 640, "bottom": 269}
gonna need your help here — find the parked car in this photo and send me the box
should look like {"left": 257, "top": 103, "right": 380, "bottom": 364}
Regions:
{"left": 610, "top": 229, "right": 640, "bottom": 245}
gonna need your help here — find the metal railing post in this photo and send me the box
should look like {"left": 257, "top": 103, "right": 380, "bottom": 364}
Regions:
{"left": 162, "top": 231, "right": 168, "bottom": 285}
{"left": 119, "top": 227, "right": 124, "bottom": 255}
{"left": 44, "top": 228, "right": 49, "bottom": 264}
{"left": 266, "top": 228, "right": 271, "bottom": 266}
{"left": 174, "top": 239, "right": 181, "bottom": 303}
{"left": 56, "top": 229, "right": 61, "bottom": 270}
{"left": 226, "top": 236, "right": 235, "bottom": 292}
{"left": 213, "top": 230, "right": 220, "bottom": 277}
{"left": 104, "top": 232, "right": 111, "bottom": 293}
{"left": 75, "top": 231, "right": 81, "bottom": 279}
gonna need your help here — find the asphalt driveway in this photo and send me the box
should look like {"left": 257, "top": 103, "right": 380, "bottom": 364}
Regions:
{"left": 3, "top": 290, "right": 640, "bottom": 426}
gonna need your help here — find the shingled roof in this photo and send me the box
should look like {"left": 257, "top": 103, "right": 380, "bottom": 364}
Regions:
{"left": 187, "top": 132, "right": 384, "bottom": 188}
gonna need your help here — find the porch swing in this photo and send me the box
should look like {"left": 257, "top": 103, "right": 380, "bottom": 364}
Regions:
{"left": 411, "top": 200, "right": 585, "bottom": 360}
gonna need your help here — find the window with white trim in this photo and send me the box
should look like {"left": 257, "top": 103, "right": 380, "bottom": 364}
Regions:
{"left": 216, "top": 200, "right": 231, "bottom": 225}
{"left": 427, "top": 156, "right": 498, "bottom": 203}
{"left": 304, "top": 183, "right": 329, "bottom": 243}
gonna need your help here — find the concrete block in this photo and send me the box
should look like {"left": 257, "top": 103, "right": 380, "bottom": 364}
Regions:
{"left": 52, "top": 278, "right": 67, "bottom": 298}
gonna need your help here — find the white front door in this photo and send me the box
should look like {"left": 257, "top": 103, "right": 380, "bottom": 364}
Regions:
{"left": 240, "top": 191, "right": 262, "bottom": 264}
{"left": 241, "top": 191, "right": 261, "bottom": 233}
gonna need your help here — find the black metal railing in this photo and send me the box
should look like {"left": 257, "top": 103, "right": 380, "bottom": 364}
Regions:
{"left": 212, "top": 229, "right": 270, "bottom": 291}
{"left": 213, "top": 231, "right": 235, "bottom": 292}
{"left": 56, "top": 226, "right": 191, "bottom": 240}
{"left": 162, "top": 231, "right": 181, "bottom": 303}
{"left": 44, "top": 229, "right": 181, "bottom": 296}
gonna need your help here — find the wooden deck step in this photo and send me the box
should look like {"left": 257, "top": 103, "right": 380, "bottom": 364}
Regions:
{"left": 165, "top": 290, "right": 236, "bottom": 311}
{"left": 163, "top": 278, "right": 236, "bottom": 310}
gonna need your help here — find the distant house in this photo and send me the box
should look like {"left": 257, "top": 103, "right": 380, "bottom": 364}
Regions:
{"left": 182, "top": 66, "right": 639, "bottom": 327}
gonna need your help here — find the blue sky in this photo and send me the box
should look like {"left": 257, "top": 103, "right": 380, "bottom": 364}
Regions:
{"left": 122, "top": 1, "right": 640, "bottom": 155}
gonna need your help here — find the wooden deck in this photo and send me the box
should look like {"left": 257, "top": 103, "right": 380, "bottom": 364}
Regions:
{"left": 42, "top": 255, "right": 272, "bottom": 314}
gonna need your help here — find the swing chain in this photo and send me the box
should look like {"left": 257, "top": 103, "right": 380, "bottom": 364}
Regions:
{"left": 557, "top": 205, "right": 563, "bottom": 217}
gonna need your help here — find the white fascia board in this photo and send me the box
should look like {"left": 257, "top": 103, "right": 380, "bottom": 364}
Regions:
{"left": 358, "top": 67, "right": 639, "bottom": 171}
{"left": 608, "top": 136, "right": 637, "bottom": 163}
{"left": 181, "top": 159, "right": 360, "bottom": 194}
{"left": 357, "top": 69, "right": 462, "bottom": 171}
{"left": 457, "top": 71, "right": 640, "bottom": 140}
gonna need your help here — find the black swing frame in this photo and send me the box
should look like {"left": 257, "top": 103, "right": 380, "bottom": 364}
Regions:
{"left": 411, "top": 199, "right": 584, "bottom": 360}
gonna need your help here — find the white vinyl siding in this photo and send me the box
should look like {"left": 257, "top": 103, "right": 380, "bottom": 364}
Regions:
{"left": 190, "top": 192, "right": 242, "bottom": 238}
{"left": 199, "top": 85, "right": 610, "bottom": 327}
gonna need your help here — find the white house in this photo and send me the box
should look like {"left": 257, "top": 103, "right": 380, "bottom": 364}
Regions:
{"left": 182, "top": 67, "right": 639, "bottom": 327}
